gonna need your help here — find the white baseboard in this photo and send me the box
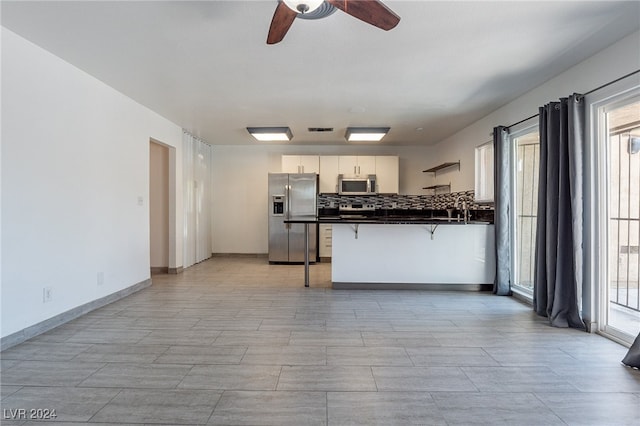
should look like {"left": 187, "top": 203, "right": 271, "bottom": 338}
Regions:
{"left": 0, "top": 278, "right": 152, "bottom": 351}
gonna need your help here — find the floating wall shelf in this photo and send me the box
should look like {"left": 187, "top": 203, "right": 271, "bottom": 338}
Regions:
{"left": 422, "top": 161, "right": 460, "bottom": 176}
{"left": 422, "top": 183, "right": 451, "bottom": 193}
{"left": 422, "top": 161, "right": 459, "bottom": 193}
{"left": 423, "top": 184, "right": 450, "bottom": 190}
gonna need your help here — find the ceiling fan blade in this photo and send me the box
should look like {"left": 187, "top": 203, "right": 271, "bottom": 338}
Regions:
{"left": 267, "top": 1, "right": 298, "bottom": 44}
{"left": 327, "top": 0, "right": 400, "bottom": 30}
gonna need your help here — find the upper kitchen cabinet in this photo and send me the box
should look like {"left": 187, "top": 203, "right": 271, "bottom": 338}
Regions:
{"left": 338, "top": 156, "right": 376, "bottom": 176}
{"left": 282, "top": 155, "right": 320, "bottom": 174}
{"left": 375, "top": 156, "right": 399, "bottom": 194}
{"left": 319, "top": 155, "right": 340, "bottom": 193}
{"left": 319, "top": 155, "right": 399, "bottom": 193}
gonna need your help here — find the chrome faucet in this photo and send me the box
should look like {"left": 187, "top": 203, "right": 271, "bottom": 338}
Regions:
{"left": 454, "top": 195, "right": 471, "bottom": 224}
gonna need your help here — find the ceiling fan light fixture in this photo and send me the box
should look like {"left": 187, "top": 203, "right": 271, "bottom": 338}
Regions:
{"left": 345, "top": 127, "right": 390, "bottom": 142}
{"left": 267, "top": 0, "right": 399, "bottom": 44}
{"left": 283, "top": 0, "right": 324, "bottom": 14}
{"left": 247, "top": 127, "right": 293, "bottom": 142}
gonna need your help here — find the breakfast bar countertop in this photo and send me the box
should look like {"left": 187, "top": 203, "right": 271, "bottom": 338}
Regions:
{"left": 284, "top": 215, "right": 492, "bottom": 225}
{"left": 283, "top": 212, "right": 495, "bottom": 289}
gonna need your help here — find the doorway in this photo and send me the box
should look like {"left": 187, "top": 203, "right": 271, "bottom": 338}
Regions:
{"left": 149, "top": 140, "right": 173, "bottom": 274}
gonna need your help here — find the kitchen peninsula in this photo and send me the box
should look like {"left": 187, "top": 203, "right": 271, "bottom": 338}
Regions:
{"left": 285, "top": 214, "right": 495, "bottom": 289}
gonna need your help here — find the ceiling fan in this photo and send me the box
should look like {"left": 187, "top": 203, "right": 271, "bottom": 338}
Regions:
{"left": 267, "top": 0, "right": 400, "bottom": 44}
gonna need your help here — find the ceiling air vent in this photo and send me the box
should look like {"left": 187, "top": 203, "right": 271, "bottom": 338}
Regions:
{"left": 308, "top": 127, "right": 334, "bottom": 132}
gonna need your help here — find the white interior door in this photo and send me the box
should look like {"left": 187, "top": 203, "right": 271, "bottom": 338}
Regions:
{"left": 183, "top": 132, "right": 213, "bottom": 268}
{"left": 194, "top": 140, "right": 213, "bottom": 263}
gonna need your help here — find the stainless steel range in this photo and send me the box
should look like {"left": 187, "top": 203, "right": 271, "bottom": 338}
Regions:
{"left": 338, "top": 202, "right": 376, "bottom": 219}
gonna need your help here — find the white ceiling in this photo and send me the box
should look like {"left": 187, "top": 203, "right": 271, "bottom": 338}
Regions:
{"left": 2, "top": 1, "right": 639, "bottom": 146}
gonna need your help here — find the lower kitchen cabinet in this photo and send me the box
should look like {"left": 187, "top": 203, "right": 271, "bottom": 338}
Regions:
{"left": 319, "top": 224, "right": 332, "bottom": 259}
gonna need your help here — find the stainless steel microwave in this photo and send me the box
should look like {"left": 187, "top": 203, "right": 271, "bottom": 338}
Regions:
{"left": 338, "top": 174, "right": 377, "bottom": 195}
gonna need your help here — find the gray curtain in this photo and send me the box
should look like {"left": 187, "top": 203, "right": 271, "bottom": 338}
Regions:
{"left": 622, "top": 333, "right": 640, "bottom": 368}
{"left": 533, "top": 94, "right": 585, "bottom": 329}
{"left": 493, "top": 126, "right": 511, "bottom": 295}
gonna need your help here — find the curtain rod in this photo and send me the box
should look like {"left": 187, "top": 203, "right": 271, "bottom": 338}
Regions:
{"left": 506, "top": 113, "right": 539, "bottom": 130}
{"left": 583, "top": 69, "right": 639, "bottom": 96}
{"left": 505, "top": 69, "right": 640, "bottom": 130}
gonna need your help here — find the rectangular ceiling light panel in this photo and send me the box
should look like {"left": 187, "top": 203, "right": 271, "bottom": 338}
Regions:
{"left": 345, "top": 127, "right": 390, "bottom": 142}
{"left": 247, "top": 127, "right": 293, "bottom": 141}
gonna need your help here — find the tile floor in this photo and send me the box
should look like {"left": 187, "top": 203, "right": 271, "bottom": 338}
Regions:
{"left": 1, "top": 256, "right": 639, "bottom": 425}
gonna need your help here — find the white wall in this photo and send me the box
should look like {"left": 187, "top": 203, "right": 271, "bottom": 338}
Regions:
{"left": 211, "top": 144, "right": 435, "bottom": 254}
{"left": 429, "top": 31, "right": 640, "bottom": 192}
{"left": 1, "top": 28, "right": 184, "bottom": 338}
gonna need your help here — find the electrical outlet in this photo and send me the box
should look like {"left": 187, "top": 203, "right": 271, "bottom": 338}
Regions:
{"left": 137, "top": 196, "right": 144, "bottom": 206}
{"left": 97, "top": 272, "right": 104, "bottom": 286}
{"left": 43, "top": 287, "right": 53, "bottom": 303}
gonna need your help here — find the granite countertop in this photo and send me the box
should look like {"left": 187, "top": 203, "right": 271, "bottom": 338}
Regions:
{"left": 284, "top": 215, "right": 492, "bottom": 225}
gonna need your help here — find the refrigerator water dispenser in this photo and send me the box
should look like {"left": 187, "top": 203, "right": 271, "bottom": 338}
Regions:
{"left": 272, "top": 196, "right": 284, "bottom": 215}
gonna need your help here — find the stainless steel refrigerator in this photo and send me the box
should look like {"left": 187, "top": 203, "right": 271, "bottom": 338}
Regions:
{"left": 268, "top": 173, "right": 317, "bottom": 263}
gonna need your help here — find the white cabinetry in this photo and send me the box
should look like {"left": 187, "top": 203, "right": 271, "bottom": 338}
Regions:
{"left": 338, "top": 156, "right": 376, "bottom": 176}
{"left": 374, "top": 156, "right": 399, "bottom": 194}
{"left": 319, "top": 224, "right": 332, "bottom": 258}
{"left": 283, "top": 155, "right": 399, "bottom": 194}
{"left": 319, "top": 155, "right": 340, "bottom": 193}
{"left": 282, "top": 155, "right": 319, "bottom": 174}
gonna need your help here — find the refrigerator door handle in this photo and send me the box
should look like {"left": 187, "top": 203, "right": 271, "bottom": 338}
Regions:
{"left": 285, "top": 184, "right": 291, "bottom": 229}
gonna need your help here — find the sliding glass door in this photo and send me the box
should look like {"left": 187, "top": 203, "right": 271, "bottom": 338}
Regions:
{"left": 510, "top": 126, "right": 540, "bottom": 295}
{"left": 598, "top": 96, "right": 640, "bottom": 342}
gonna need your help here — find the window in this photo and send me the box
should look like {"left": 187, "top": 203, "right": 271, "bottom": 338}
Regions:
{"left": 510, "top": 126, "right": 540, "bottom": 294}
{"left": 474, "top": 141, "right": 494, "bottom": 202}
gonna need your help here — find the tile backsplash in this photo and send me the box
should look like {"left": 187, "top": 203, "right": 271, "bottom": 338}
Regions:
{"left": 318, "top": 190, "right": 494, "bottom": 211}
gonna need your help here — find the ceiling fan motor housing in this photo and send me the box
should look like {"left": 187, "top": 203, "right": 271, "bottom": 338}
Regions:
{"left": 283, "top": 0, "right": 324, "bottom": 15}
{"left": 268, "top": 0, "right": 400, "bottom": 44}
